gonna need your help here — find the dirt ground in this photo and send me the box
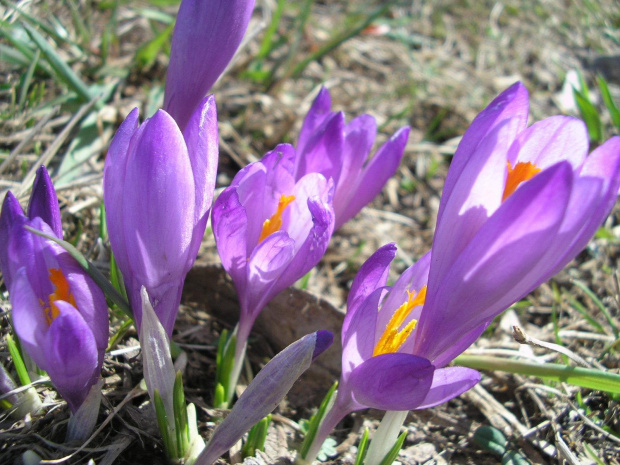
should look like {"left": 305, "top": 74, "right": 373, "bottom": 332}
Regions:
{"left": 1, "top": 0, "right": 619, "bottom": 464}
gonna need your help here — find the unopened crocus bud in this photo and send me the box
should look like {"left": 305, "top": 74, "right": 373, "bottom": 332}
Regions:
{"left": 296, "top": 87, "right": 410, "bottom": 229}
{"left": 104, "top": 96, "right": 218, "bottom": 337}
{"left": 164, "top": 0, "right": 255, "bottom": 130}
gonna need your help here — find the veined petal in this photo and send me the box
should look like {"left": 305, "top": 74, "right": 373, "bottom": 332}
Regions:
{"left": 163, "top": 0, "right": 255, "bottom": 130}
{"left": 298, "top": 87, "right": 333, "bottom": 156}
{"left": 183, "top": 95, "right": 219, "bottom": 268}
{"left": 336, "top": 126, "right": 409, "bottom": 228}
{"left": 122, "top": 110, "right": 195, "bottom": 288}
{"left": 348, "top": 353, "right": 434, "bottom": 411}
{"left": 437, "top": 82, "right": 529, "bottom": 226}
{"left": 507, "top": 115, "right": 588, "bottom": 170}
{"left": 417, "top": 162, "right": 573, "bottom": 362}
{"left": 429, "top": 117, "right": 522, "bottom": 288}
{"left": 103, "top": 108, "right": 140, "bottom": 276}
{"left": 212, "top": 188, "right": 249, "bottom": 291}
{"left": 414, "top": 367, "right": 480, "bottom": 410}
{"left": 345, "top": 243, "right": 396, "bottom": 332}
{"left": 284, "top": 173, "right": 330, "bottom": 247}
{"left": 28, "top": 166, "right": 62, "bottom": 238}
{"left": 342, "top": 287, "right": 384, "bottom": 379}
{"left": 44, "top": 301, "right": 99, "bottom": 412}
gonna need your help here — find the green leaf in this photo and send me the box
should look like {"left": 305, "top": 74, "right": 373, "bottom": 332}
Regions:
{"left": 354, "top": 428, "right": 370, "bottom": 465}
{"left": 6, "top": 334, "right": 31, "bottom": 386}
{"left": 502, "top": 450, "right": 530, "bottom": 465}
{"left": 455, "top": 355, "right": 620, "bottom": 394}
{"left": 242, "top": 415, "right": 271, "bottom": 458}
{"left": 377, "top": 430, "right": 406, "bottom": 465}
{"left": 135, "top": 23, "right": 173, "bottom": 69}
{"left": 173, "top": 371, "right": 189, "bottom": 458}
{"left": 597, "top": 75, "right": 620, "bottom": 128}
{"left": 299, "top": 381, "right": 338, "bottom": 459}
{"left": 473, "top": 426, "right": 507, "bottom": 456}
{"left": 573, "top": 87, "right": 603, "bottom": 143}
{"left": 572, "top": 280, "right": 619, "bottom": 337}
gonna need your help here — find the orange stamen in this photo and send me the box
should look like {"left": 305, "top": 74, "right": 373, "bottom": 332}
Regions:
{"left": 40, "top": 268, "right": 76, "bottom": 325}
{"left": 258, "top": 195, "right": 295, "bottom": 242}
{"left": 373, "top": 286, "right": 427, "bottom": 356}
{"left": 503, "top": 161, "right": 541, "bottom": 201}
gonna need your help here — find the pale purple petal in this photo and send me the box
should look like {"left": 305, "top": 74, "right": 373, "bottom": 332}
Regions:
{"left": 348, "top": 353, "right": 434, "bottom": 411}
{"left": 417, "top": 162, "right": 573, "bottom": 362}
{"left": 28, "top": 166, "right": 62, "bottom": 238}
{"left": 414, "top": 367, "right": 480, "bottom": 410}
{"left": 183, "top": 95, "right": 219, "bottom": 269}
{"left": 432, "top": 322, "right": 489, "bottom": 368}
{"left": 284, "top": 173, "right": 330, "bottom": 247}
{"left": 437, "top": 82, "right": 529, "bottom": 226}
{"left": 336, "top": 126, "right": 409, "bottom": 228}
{"left": 0, "top": 192, "right": 25, "bottom": 288}
{"left": 163, "top": 0, "right": 255, "bottom": 130}
{"left": 507, "top": 115, "right": 588, "bottom": 170}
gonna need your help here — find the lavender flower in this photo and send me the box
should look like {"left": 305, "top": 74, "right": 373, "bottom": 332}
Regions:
{"left": 296, "top": 87, "right": 409, "bottom": 229}
{"left": 164, "top": 0, "right": 255, "bottom": 130}
{"left": 303, "top": 82, "right": 620, "bottom": 462}
{"left": 103, "top": 96, "right": 218, "bottom": 337}
{"left": 1, "top": 193, "right": 108, "bottom": 414}
{"left": 212, "top": 144, "right": 335, "bottom": 402}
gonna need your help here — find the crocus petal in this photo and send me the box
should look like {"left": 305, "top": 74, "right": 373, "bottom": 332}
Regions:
{"left": 122, "top": 110, "right": 195, "bottom": 288}
{"left": 197, "top": 331, "right": 333, "bottom": 465}
{"left": 344, "top": 243, "right": 396, "bottom": 333}
{"left": 103, "top": 108, "right": 140, "bottom": 276}
{"left": 294, "top": 112, "right": 345, "bottom": 183}
{"left": 429, "top": 117, "right": 522, "bottom": 287}
{"left": 417, "top": 162, "right": 573, "bottom": 362}
{"left": 212, "top": 188, "right": 249, "bottom": 290}
{"left": 348, "top": 353, "right": 434, "bottom": 411}
{"left": 336, "top": 126, "right": 409, "bottom": 228}
{"left": 414, "top": 367, "right": 481, "bottom": 410}
{"left": 341, "top": 287, "right": 384, "bottom": 379}
{"left": 163, "top": 0, "right": 255, "bottom": 130}
{"left": 28, "top": 166, "right": 62, "bottom": 238}
{"left": 0, "top": 192, "right": 25, "bottom": 288}
{"left": 432, "top": 322, "right": 489, "bottom": 368}
{"left": 507, "top": 116, "right": 588, "bottom": 170}
{"left": 437, "top": 82, "right": 529, "bottom": 226}
{"left": 298, "top": 87, "right": 333, "bottom": 155}
{"left": 285, "top": 172, "right": 331, "bottom": 247}
{"left": 182, "top": 95, "right": 219, "bottom": 268}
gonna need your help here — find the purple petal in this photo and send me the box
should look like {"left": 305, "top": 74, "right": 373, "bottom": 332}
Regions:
{"left": 103, "top": 108, "right": 140, "bottom": 277}
{"left": 507, "top": 116, "right": 588, "bottom": 170}
{"left": 28, "top": 166, "right": 62, "bottom": 238}
{"left": 197, "top": 331, "right": 331, "bottom": 465}
{"left": 431, "top": 322, "right": 489, "bottom": 368}
{"left": 294, "top": 112, "right": 345, "bottom": 183}
{"left": 163, "top": 0, "right": 255, "bottom": 130}
{"left": 341, "top": 287, "right": 383, "bottom": 379}
{"left": 348, "top": 353, "right": 434, "bottom": 411}
{"left": 437, "top": 82, "right": 529, "bottom": 226}
{"left": 284, "top": 172, "right": 330, "bottom": 247}
{"left": 212, "top": 188, "right": 249, "bottom": 291}
{"left": 121, "top": 110, "right": 195, "bottom": 288}
{"left": 417, "top": 162, "right": 573, "bottom": 362}
{"left": 0, "top": 192, "right": 25, "bottom": 288}
{"left": 344, "top": 243, "right": 396, "bottom": 333}
{"left": 336, "top": 126, "right": 409, "bottom": 228}
{"left": 414, "top": 367, "right": 480, "bottom": 410}
{"left": 183, "top": 95, "right": 219, "bottom": 269}
{"left": 298, "top": 87, "right": 333, "bottom": 156}
{"left": 429, "top": 117, "right": 522, "bottom": 288}
{"left": 44, "top": 301, "right": 99, "bottom": 412}
{"left": 313, "top": 330, "right": 334, "bottom": 360}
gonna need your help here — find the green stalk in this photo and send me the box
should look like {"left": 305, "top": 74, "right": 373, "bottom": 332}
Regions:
{"left": 455, "top": 355, "right": 620, "bottom": 394}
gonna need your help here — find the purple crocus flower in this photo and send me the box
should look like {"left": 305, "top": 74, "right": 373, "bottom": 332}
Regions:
{"left": 164, "top": 0, "right": 255, "bottom": 131}
{"left": 103, "top": 96, "right": 218, "bottom": 337}
{"left": 304, "top": 82, "right": 620, "bottom": 462}
{"left": 296, "top": 87, "right": 410, "bottom": 229}
{"left": 212, "top": 144, "right": 335, "bottom": 402}
{"left": 1, "top": 178, "right": 108, "bottom": 414}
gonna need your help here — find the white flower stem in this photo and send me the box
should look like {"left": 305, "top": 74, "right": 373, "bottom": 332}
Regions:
{"left": 364, "top": 410, "right": 408, "bottom": 465}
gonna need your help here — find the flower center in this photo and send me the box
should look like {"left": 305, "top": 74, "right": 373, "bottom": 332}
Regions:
{"left": 39, "top": 268, "right": 76, "bottom": 325}
{"left": 258, "top": 195, "right": 295, "bottom": 242}
{"left": 502, "top": 161, "right": 541, "bottom": 201}
{"left": 373, "top": 286, "right": 427, "bottom": 356}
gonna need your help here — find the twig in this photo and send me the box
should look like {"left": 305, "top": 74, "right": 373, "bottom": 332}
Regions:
{"left": 513, "top": 326, "right": 592, "bottom": 368}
